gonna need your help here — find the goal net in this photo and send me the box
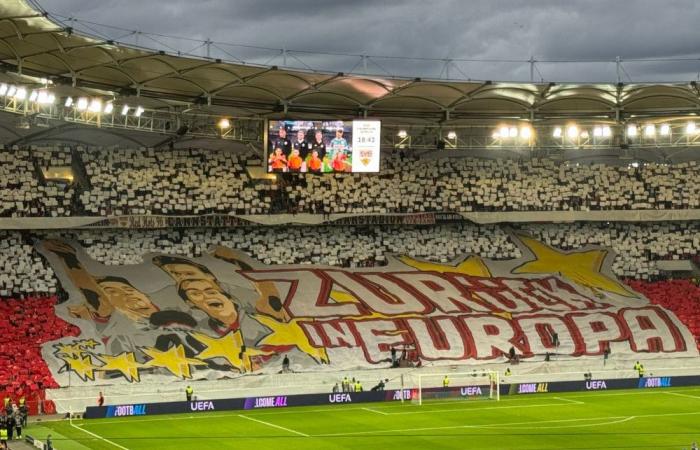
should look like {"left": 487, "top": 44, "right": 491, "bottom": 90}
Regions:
{"left": 406, "top": 371, "right": 500, "bottom": 405}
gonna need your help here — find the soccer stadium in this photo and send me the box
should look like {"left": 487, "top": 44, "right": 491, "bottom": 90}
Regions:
{"left": 0, "top": 0, "right": 698, "bottom": 449}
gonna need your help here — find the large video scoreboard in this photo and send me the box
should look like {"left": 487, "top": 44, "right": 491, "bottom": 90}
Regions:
{"left": 266, "top": 119, "right": 381, "bottom": 173}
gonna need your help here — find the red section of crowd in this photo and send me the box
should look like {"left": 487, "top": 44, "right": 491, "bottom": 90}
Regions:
{"left": 0, "top": 296, "right": 80, "bottom": 415}
{"left": 627, "top": 279, "right": 700, "bottom": 350}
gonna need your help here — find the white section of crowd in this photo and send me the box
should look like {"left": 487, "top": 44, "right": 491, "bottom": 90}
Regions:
{"left": 1, "top": 222, "right": 699, "bottom": 296}
{"left": 2, "top": 145, "right": 700, "bottom": 216}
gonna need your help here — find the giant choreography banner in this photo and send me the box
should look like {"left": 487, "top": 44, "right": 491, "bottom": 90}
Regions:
{"left": 37, "top": 235, "right": 698, "bottom": 386}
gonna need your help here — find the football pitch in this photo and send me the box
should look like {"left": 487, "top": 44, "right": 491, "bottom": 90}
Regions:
{"left": 28, "top": 387, "right": 700, "bottom": 450}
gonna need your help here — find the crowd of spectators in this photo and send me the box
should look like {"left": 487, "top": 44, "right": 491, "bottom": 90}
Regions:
{"left": 1, "top": 222, "right": 699, "bottom": 296}
{"left": 2, "top": 146, "right": 700, "bottom": 217}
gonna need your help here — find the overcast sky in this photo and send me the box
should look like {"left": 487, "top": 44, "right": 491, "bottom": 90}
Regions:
{"left": 37, "top": 0, "right": 700, "bottom": 83}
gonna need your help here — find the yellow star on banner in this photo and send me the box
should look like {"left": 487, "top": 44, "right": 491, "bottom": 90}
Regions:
{"left": 79, "top": 339, "right": 101, "bottom": 350}
{"left": 60, "top": 354, "right": 98, "bottom": 381}
{"left": 54, "top": 342, "right": 85, "bottom": 358}
{"left": 95, "top": 352, "right": 143, "bottom": 382}
{"left": 512, "top": 235, "right": 637, "bottom": 298}
{"left": 253, "top": 314, "right": 329, "bottom": 364}
{"left": 141, "top": 344, "right": 207, "bottom": 379}
{"left": 189, "top": 330, "right": 269, "bottom": 373}
{"left": 399, "top": 255, "right": 492, "bottom": 277}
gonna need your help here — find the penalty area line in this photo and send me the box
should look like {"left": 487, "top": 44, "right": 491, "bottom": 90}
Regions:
{"left": 238, "top": 414, "right": 310, "bottom": 437}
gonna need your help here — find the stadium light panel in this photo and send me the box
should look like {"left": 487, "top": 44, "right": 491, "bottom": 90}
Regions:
{"left": 64, "top": 97, "right": 73, "bottom": 107}
{"left": 37, "top": 91, "right": 52, "bottom": 104}
{"left": 218, "top": 118, "right": 231, "bottom": 129}
{"left": 0, "top": 84, "right": 7, "bottom": 96}
{"left": 593, "top": 126, "right": 603, "bottom": 137}
{"left": 499, "top": 126, "right": 510, "bottom": 138}
{"left": 121, "top": 105, "right": 130, "bottom": 116}
{"left": 6, "top": 86, "right": 16, "bottom": 97}
{"left": 88, "top": 99, "right": 102, "bottom": 113}
{"left": 659, "top": 124, "right": 670, "bottom": 136}
{"left": 14, "top": 88, "right": 26, "bottom": 100}
{"left": 552, "top": 127, "right": 562, "bottom": 138}
{"left": 103, "top": 102, "right": 114, "bottom": 114}
{"left": 566, "top": 125, "right": 578, "bottom": 139}
{"left": 508, "top": 127, "right": 518, "bottom": 138}
{"left": 644, "top": 125, "right": 655, "bottom": 137}
{"left": 686, "top": 122, "right": 696, "bottom": 134}
{"left": 627, "top": 125, "right": 637, "bottom": 137}
{"left": 519, "top": 126, "right": 532, "bottom": 139}
{"left": 447, "top": 131, "right": 457, "bottom": 140}
{"left": 29, "top": 90, "right": 38, "bottom": 102}
{"left": 76, "top": 97, "right": 88, "bottom": 111}
{"left": 602, "top": 126, "right": 612, "bottom": 137}
{"left": 397, "top": 129, "right": 407, "bottom": 138}
{"left": 135, "top": 106, "right": 144, "bottom": 117}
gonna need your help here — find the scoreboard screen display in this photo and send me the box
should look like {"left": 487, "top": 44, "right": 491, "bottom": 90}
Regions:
{"left": 266, "top": 119, "right": 380, "bottom": 173}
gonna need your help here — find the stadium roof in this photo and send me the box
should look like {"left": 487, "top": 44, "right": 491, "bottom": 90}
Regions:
{"left": 1, "top": 0, "right": 700, "bottom": 124}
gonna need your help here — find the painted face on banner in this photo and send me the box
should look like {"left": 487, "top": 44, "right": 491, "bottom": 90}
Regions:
{"left": 180, "top": 278, "right": 238, "bottom": 328}
{"left": 161, "top": 263, "right": 216, "bottom": 284}
{"left": 99, "top": 281, "right": 159, "bottom": 321}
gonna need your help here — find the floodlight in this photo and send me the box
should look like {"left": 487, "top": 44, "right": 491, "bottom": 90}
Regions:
{"left": 686, "top": 122, "right": 696, "bottom": 134}
{"left": 626, "top": 125, "right": 637, "bottom": 137}
{"left": 64, "top": 97, "right": 73, "bottom": 107}
{"left": 0, "top": 84, "right": 7, "bottom": 96}
{"left": 580, "top": 130, "right": 589, "bottom": 139}
{"left": 552, "top": 127, "right": 562, "bottom": 138}
{"left": 499, "top": 126, "right": 509, "bottom": 138}
{"left": 566, "top": 125, "right": 578, "bottom": 139}
{"left": 88, "top": 99, "right": 102, "bottom": 113}
{"left": 36, "top": 91, "right": 52, "bottom": 104}
{"left": 644, "top": 125, "right": 655, "bottom": 137}
{"left": 29, "top": 91, "right": 38, "bottom": 102}
{"left": 593, "top": 127, "right": 603, "bottom": 137}
{"left": 218, "top": 118, "right": 231, "bottom": 129}
{"left": 14, "top": 88, "right": 26, "bottom": 100}
{"left": 76, "top": 97, "right": 88, "bottom": 111}
{"left": 103, "top": 102, "right": 114, "bottom": 114}
{"left": 519, "top": 126, "right": 532, "bottom": 139}
{"left": 659, "top": 124, "right": 670, "bottom": 136}
{"left": 447, "top": 131, "right": 456, "bottom": 140}
{"left": 6, "top": 86, "right": 16, "bottom": 97}
{"left": 397, "top": 129, "right": 407, "bottom": 138}
{"left": 121, "top": 105, "right": 130, "bottom": 116}
{"left": 135, "top": 106, "right": 144, "bottom": 117}
{"left": 602, "top": 126, "right": 612, "bottom": 137}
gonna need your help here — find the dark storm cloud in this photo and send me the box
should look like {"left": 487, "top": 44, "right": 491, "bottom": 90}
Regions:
{"left": 37, "top": 0, "right": 700, "bottom": 82}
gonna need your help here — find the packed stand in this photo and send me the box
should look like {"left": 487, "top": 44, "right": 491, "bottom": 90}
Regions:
{"left": 78, "top": 147, "right": 277, "bottom": 216}
{"left": 286, "top": 155, "right": 700, "bottom": 214}
{"left": 0, "top": 146, "right": 76, "bottom": 217}
{"left": 0, "top": 296, "right": 80, "bottom": 414}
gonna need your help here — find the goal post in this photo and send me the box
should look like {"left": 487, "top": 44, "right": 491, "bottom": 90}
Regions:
{"left": 411, "top": 370, "right": 500, "bottom": 405}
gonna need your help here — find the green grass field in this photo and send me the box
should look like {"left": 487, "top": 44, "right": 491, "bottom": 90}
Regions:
{"left": 27, "top": 387, "right": 700, "bottom": 450}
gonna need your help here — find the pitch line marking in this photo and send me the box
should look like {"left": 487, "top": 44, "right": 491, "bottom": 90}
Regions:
{"left": 504, "top": 416, "right": 635, "bottom": 430}
{"left": 554, "top": 396, "right": 584, "bottom": 404}
{"left": 664, "top": 391, "right": 700, "bottom": 400}
{"left": 313, "top": 410, "right": 700, "bottom": 437}
{"left": 362, "top": 407, "right": 389, "bottom": 415}
{"left": 385, "top": 401, "right": 580, "bottom": 416}
{"left": 70, "top": 419, "right": 130, "bottom": 450}
{"left": 238, "top": 414, "right": 310, "bottom": 437}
